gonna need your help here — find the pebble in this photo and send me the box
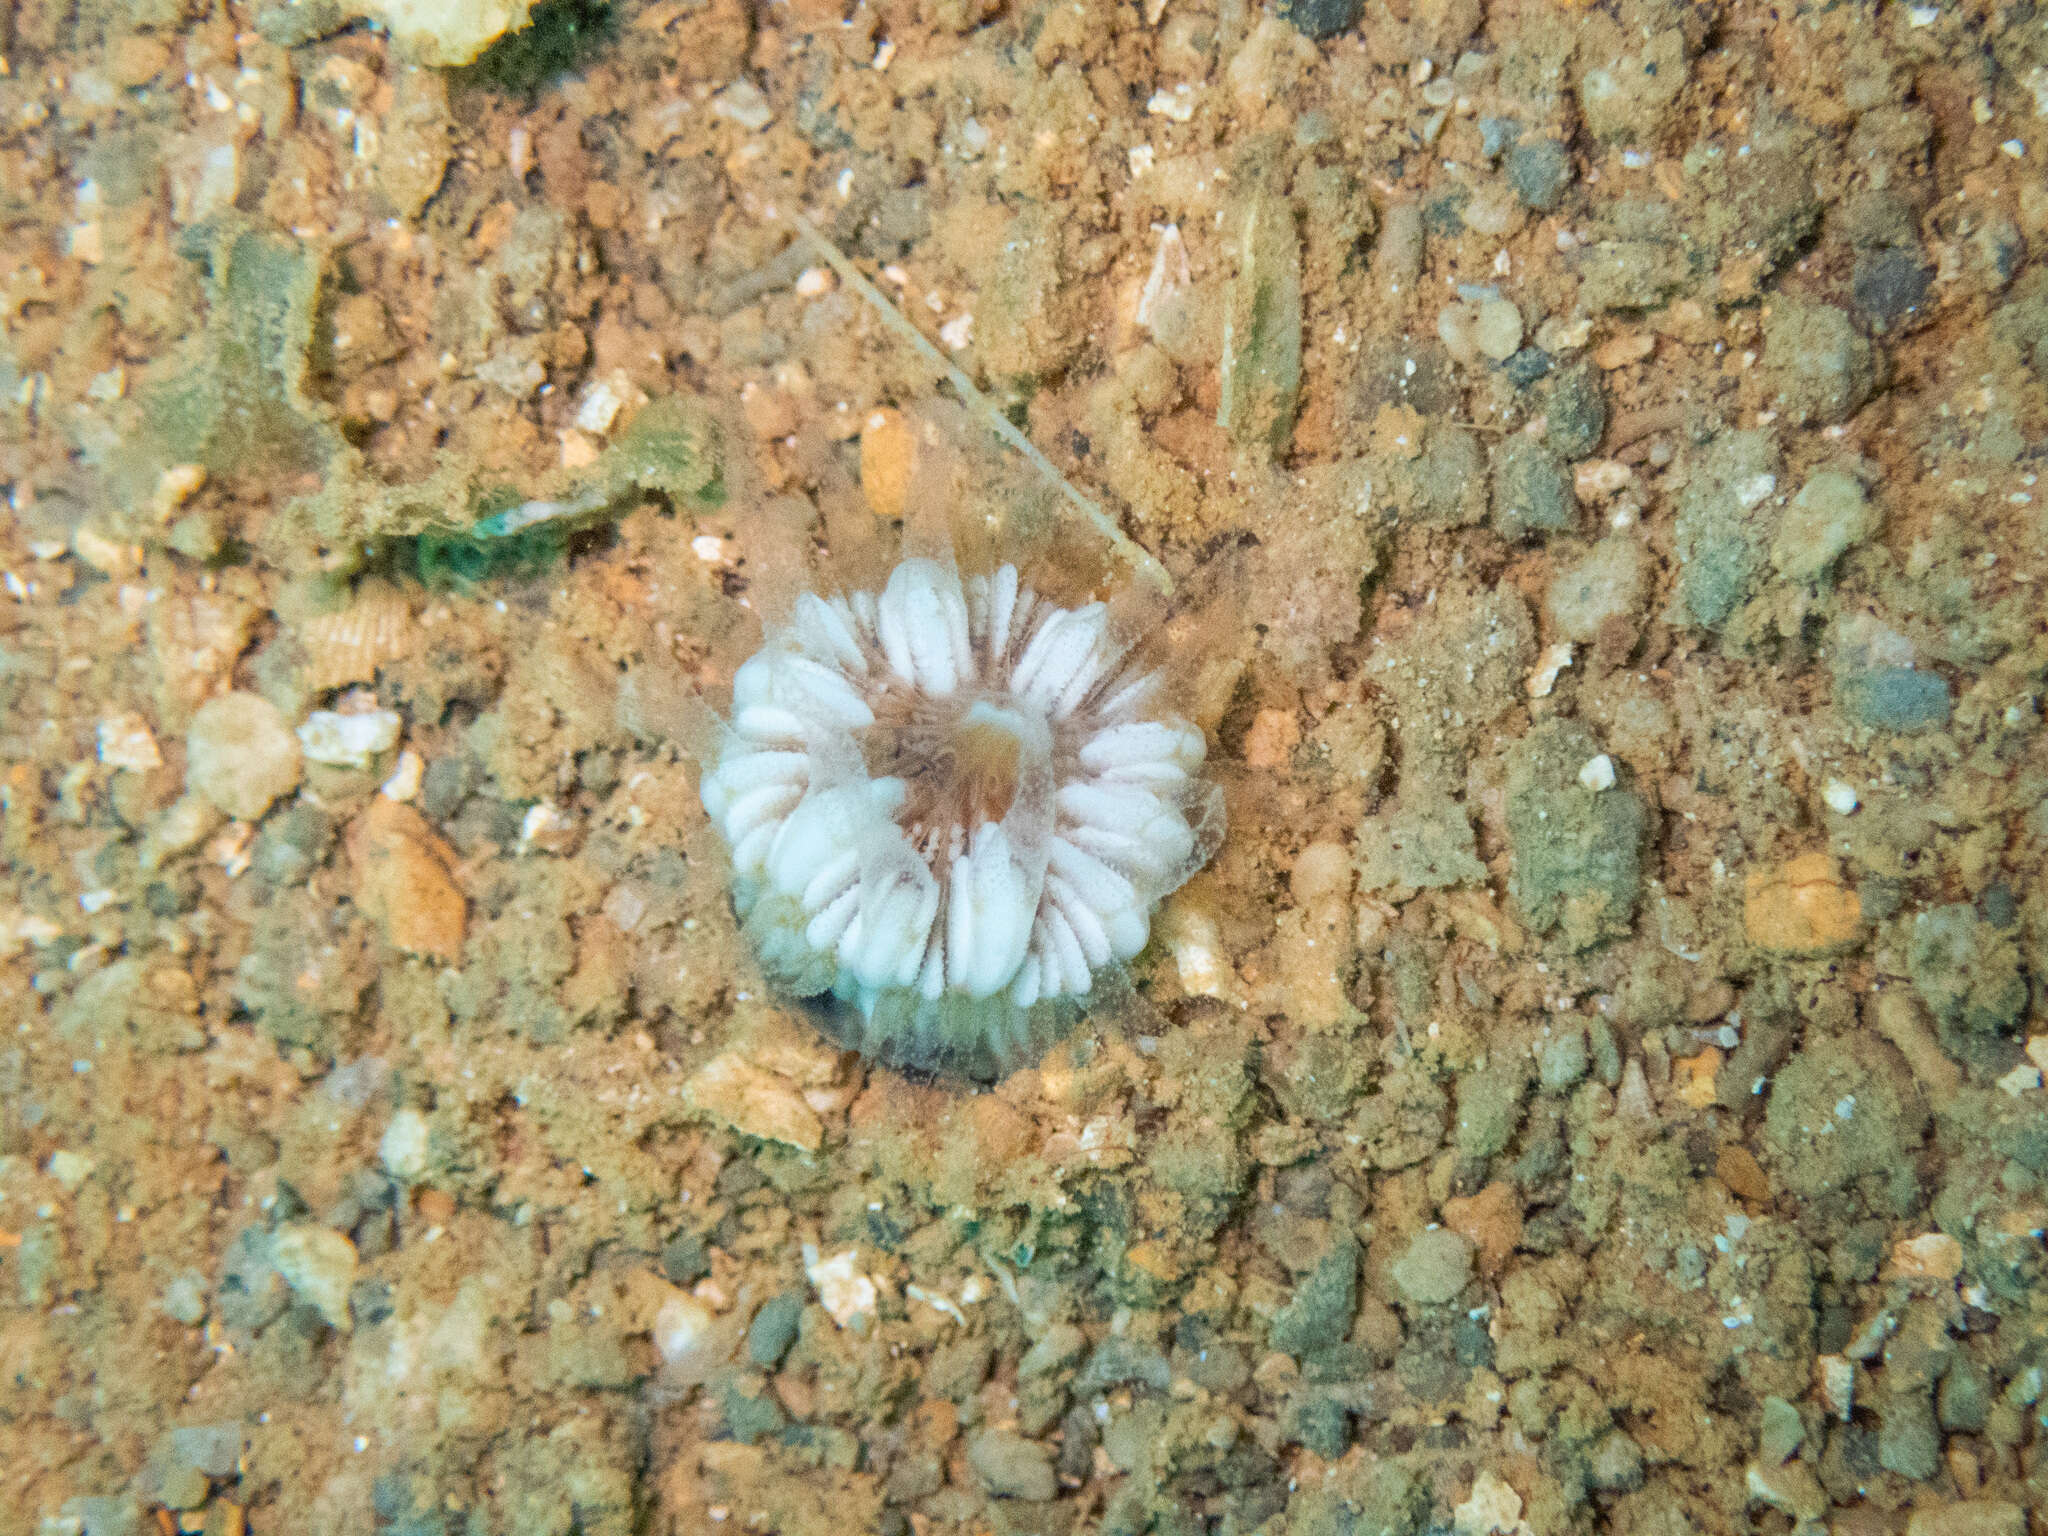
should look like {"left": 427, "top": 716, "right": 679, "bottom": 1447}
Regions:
{"left": 1889, "top": 1232, "right": 1964, "bottom": 1281}
{"left": 185, "top": 691, "right": 303, "bottom": 822}
{"left": 1461, "top": 182, "right": 1525, "bottom": 238}
{"left": 1743, "top": 853, "right": 1863, "bottom": 953}
{"left": 1762, "top": 298, "right": 1877, "bottom": 424}
{"left": 1019, "top": 1322, "right": 1087, "bottom": 1378}
{"left": 1391, "top": 1227, "right": 1474, "bottom": 1306}
{"left": 1577, "top": 754, "right": 1616, "bottom": 792}
{"left": 1454, "top": 1469, "right": 1523, "bottom": 1536}
{"left": 1441, "top": 1181, "right": 1521, "bottom": 1274}
{"left": 1817, "top": 1353, "right": 1856, "bottom": 1419}
{"left": 1474, "top": 298, "right": 1524, "bottom": 360}
{"left": 1437, "top": 301, "right": 1483, "bottom": 367}
{"left": 1591, "top": 332, "right": 1655, "bottom": 370}
{"left": 47, "top": 1149, "right": 93, "bottom": 1191}
{"left": 859, "top": 407, "right": 916, "bottom": 520}
{"left": 1537, "top": 361, "right": 1608, "bottom": 458}
{"left": 1839, "top": 666, "right": 1952, "bottom": 733}
{"left": 1538, "top": 1026, "right": 1589, "bottom": 1092}
{"left": 379, "top": 1107, "right": 433, "bottom": 1182}
{"left": 682, "top": 1051, "right": 825, "bottom": 1152}
{"left": 653, "top": 1292, "right": 723, "bottom": 1375}
{"left": 1746, "top": 1458, "right": 1826, "bottom": 1522}
{"left": 746, "top": 1291, "right": 804, "bottom": 1368}
{"left": 160, "top": 1268, "right": 209, "bottom": 1326}
{"left": 1758, "top": 1395, "right": 1805, "bottom": 1465}
{"left": 347, "top": 797, "right": 467, "bottom": 961}
{"left": 1502, "top": 346, "right": 1553, "bottom": 386}
{"left": 97, "top": 713, "right": 162, "bottom": 772}
{"left": 1505, "top": 719, "right": 1647, "bottom": 950}
{"left": 1506, "top": 138, "right": 1573, "bottom": 211}
{"left": 1903, "top": 1504, "right": 2028, "bottom": 1536}
{"left": 805, "top": 1246, "right": 880, "bottom": 1328}
{"left": 1491, "top": 437, "right": 1578, "bottom": 538}
{"left": 269, "top": 1223, "right": 359, "bottom": 1331}
{"left": 1269, "top": 1231, "right": 1360, "bottom": 1356}
{"left": 1772, "top": 468, "right": 1877, "bottom": 580}
{"left": 1544, "top": 536, "right": 1648, "bottom": 642}
{"left": 969, "top": 1428, "right": 1058, "bottom": 1501}
{"left": 298, "top": 708, "right": 402, "bottom": 769}
{"left": 163, "top": 1423, "right": 243, "bottom": 1479}
{"left": 1822, "top": 779, "right": 1860, "bottom": 815}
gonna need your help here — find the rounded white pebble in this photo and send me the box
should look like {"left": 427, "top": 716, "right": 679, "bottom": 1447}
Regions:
{"left": 653, "top": 1292, "right": 720, "bottom": 1367}
{"left": 1822, "top": 779, "right": 1859, "bottom": 815}
{"left": 1577, "top": 754, "right": 1616, "bottom": 792}
{"left": 379, "top": 1107, "right": 432, "bottom": 1182}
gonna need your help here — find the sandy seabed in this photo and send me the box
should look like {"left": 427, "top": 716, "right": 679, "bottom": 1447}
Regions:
{"left": 2, "top": 0, "right": 2047, "bottom": 1532}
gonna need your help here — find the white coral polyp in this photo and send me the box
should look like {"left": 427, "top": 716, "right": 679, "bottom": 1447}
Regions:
{"left": 702, "top": 558, "right": 1220, "bottom": 1078}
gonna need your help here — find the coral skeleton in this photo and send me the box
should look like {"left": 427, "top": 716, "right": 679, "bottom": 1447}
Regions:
{"left": 701, "top": 557, "right": 1221, "bottom": 1079}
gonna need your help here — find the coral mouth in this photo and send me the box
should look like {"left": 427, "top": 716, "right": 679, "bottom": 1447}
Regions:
{"left": 877, "top": 697, "right": 1033, "bottom": 856}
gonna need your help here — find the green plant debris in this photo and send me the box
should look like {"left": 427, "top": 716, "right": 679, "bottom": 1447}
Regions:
{"left": 451, "top": 0, "right": 616, "bottom": 97}
{"left": 280, "top": 391, "right": 724, "bottom": 584}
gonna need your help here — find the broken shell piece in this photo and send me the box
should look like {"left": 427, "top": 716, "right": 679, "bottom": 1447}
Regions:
{"left": 299, "top": 582, "right": 416, "bottom": 693}
{"left": 299, "top": 708, "right": 402, "bottom": 769}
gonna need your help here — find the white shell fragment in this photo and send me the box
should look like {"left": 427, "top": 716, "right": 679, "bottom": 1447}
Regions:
{"left": 298, "top": 708, "right": 402, "bottom": 768}
{"left": 701, "top": 558, "right": 1222, "bottom": 1079}
{"left": 1577, "top": 753, "right": 1617, "bottom": 792}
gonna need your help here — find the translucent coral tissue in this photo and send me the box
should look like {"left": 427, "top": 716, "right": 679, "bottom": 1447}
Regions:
{"left": 700, "top": 557, "right": 1222, "bottom": 1081}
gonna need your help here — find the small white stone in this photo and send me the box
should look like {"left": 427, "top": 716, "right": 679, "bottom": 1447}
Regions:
{"left": 939, "top": 313, "right": 974, "bottom": 351}
{"left": 1525, "top": 640, "right": 1575, "bottom": 698}
{"left": 97, "top": 713, "right": 162, "bottom": 772}
{"left": 574, "top": 373, "right": 628, "bottom": 435}
{"left": 712, "top": 79, "right": 773, "bottom": 131}
{"left": 47, "top": 1150, "right": 94, "bottom": 1191}
{"left": 270, "top": 1223, "right": 359, "bottom": 1331}
{"left": 1577, "top": 754, "right": 1616, "bottom": 792}
{"left": 379, "top": 1107, "right": 432, "bottom": 1182}
{"left": 805, "top": 1245, "right": 880, "bottom": 1327}
{"left": 1996, "top": 1063, "right": 2042, "bottom": 1097}
{"left": 381, "top": 749, "right": 424, "bottom": 802}
{"left": 519, "top": 800, "right": 574, "bottom": 852}
{"left": 1822, "top": 779, "right": 1859, "bottom": 815}
{"left": 1453, "top": 1469, "right": 1523, "bottom": 1536}
{"left": 1817, "top": 1354, "right": 1855, "bottom": 1419}
{"left": 1166, "top": 907, "right": 1229, "bottom": 998}
{"left": 653, "top": 1292, "right": 720, "bottom": 1368}
{"left": 1145, "top": 84, "right": 1197, "bottom": 121}
{"left": 298, "top": 708, "right": 401, "bottom": 769}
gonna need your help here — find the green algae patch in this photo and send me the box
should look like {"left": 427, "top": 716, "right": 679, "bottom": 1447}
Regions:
{"left": 81, "top": 215, "right": 342, "bottom": 537}
{"left": 452, "top": 0, "right": 615, "bottom": 97}
{"left": 282, "top": 392, "right": 725, "bottom": 583}
{"left": 1216, "top": 146, "right": 1304, "bottom": 459}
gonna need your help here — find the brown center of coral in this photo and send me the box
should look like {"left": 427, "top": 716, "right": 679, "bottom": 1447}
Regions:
{"left": 866, "top": 696, "right": 1023, "bottom": 855}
